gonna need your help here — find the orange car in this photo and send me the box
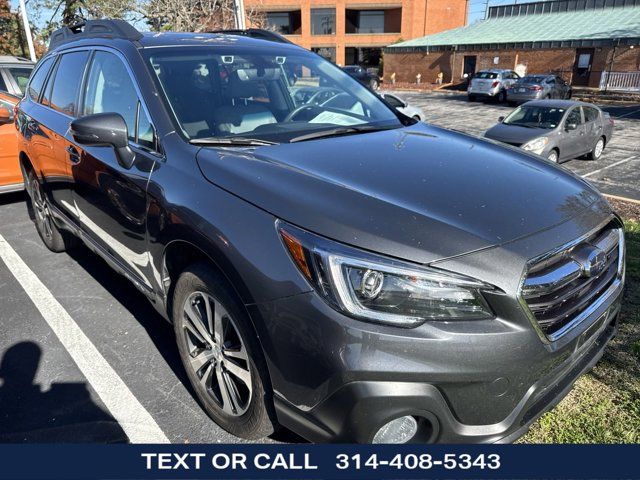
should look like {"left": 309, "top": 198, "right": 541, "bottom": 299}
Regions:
{"left": 0, "top": 91, "right": 23, "bottom": 194}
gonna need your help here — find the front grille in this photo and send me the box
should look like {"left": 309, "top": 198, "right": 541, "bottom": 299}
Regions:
{"left": 521, "top": 224, "right": 623, "bottom": 339}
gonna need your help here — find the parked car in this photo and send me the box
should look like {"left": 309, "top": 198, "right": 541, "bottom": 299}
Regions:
{"left": 341, "top": 65, "right": 380, "bottom": 90}
{"left": 379, "top": 92, "right": 425, "bottom": 121}
{"left": 507, "top": 74, "right": 572, "bottom": 105}
{"left": 18, "top": 20, "right": 625, "bottom": 444}
{"left": 484, "top": 100, "right": 613, "bottom": 163}
{"left": 0, "top": 91, "right": 23, "bottom": 194}
{"left": 0, "top": 55, "right": 35, "bottom": 96}
{"left": 467, "top": 69, "right": 520, "bottom": 103}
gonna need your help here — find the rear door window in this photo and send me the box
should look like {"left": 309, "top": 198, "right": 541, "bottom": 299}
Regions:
{"left": 48, "top": 51, "right": 90, "bottom": 116}
{"left": 26, "top": 57, "right": 53, "bottom": 102}
{"left": 583, "top": 106, "right": 600, "bottom": 123}
{"left": 0, "top": 71, "right": 7, "bottom": 92}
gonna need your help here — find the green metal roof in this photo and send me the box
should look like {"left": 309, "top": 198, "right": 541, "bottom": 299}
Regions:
{"left": 388, "top": 5, "right": 640, "bottom": 49}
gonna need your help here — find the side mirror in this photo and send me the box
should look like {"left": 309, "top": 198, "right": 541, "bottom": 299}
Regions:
{"left": 70, "top": 113, "right": 135, "bottom": 169}
{"left": 565, "top": 123, "right": 578, "bottom": 131}
{"left": 498, "top": 116, "right": 505, "bottom": 123}
{"left": 0, "top": 106, "right": 12, "bottom": 125}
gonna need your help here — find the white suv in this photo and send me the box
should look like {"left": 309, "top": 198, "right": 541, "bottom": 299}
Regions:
{"left": 468, "top": 69, "right": 520, "bottom": 103}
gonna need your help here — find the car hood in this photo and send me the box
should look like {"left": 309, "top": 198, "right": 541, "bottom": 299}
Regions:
{"left": 196, "top": 123, "right": 605, "bottom": 264}
{"left": 484, "top": 123, "right": 550, "bottom": 145}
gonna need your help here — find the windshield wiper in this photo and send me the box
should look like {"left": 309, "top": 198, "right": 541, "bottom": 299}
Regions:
{"left": 289, "top": 125, "right": 396, "bottom": 143}
{"left": 189, "top": 137, "right": 279, "bottom": 146}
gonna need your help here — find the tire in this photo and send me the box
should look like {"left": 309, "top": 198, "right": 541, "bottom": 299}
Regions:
{"left": 587, "top": 137, "right": 605, "bottom": 160}
{"left": 547, "top": 149, "right": 559, "bottom": 163}
{"left": 468, "top": 94, "right": 476, "bottom": 102}
{"left": 508, "top": 101, "right": 517, "bottom": 107}
{"left": 412, "top": 115, "right": 421, "bottom": 121}
{"left": 369, "top": 79, "right": 379, "bottom": 91}
{"left": 172, "top": 263, "right": 275, "bottom": 440}
{"left": 497, "top": 90, "right": 507, "bottom": 103}
{"left": 26, "top": 169, "right": 78, "bottom": 253}
{"left": 566, "top": 89, "right": 572, "bottom": 99}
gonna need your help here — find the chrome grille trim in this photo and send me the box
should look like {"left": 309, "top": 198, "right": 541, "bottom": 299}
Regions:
{"left": 518, "top": 219, "right": 625, "bottom": 342}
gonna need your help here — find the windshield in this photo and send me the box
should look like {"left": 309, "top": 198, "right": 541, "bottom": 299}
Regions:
{"left": 503, "top": 105, "right": 566, "bottom": 130}
{"left": 145, "top": 46, "right": 402, "bottom": 143}
{"left": 518, "top": 75, "right": 546, "bottom": 84}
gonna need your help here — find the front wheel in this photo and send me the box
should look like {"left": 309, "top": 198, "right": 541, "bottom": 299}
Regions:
{"left": 496, "top": 90, "right": 507, "bottom": 103}
{"left": 468, "top": 94, "right": 476, "bottom": 102}
{"left": 172, "top": 264, "right": 275, "bottom": 440}
{"left": 547, "top": 149, "right": 559, "bottom": 163}
{"left": 369, "top": 79, "right": 379, "bottom": 90}
{"left": 587, "top": 137, "right": 605, "bottom": 160}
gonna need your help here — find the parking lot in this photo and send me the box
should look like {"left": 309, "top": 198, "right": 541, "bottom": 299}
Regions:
{"left": 0, "top": 94, "right": 638, "bottom": 444}
{"left": 387, "top": 91, "right": 640, "bottom": 201}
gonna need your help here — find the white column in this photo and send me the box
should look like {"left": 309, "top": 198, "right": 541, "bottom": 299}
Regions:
{"left": 18, "top": 0, "right": 37, "bottom": 62}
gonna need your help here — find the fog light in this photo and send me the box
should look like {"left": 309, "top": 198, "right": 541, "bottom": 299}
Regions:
{"left": 372, "top": 416, "right": 418, "bottom": 444}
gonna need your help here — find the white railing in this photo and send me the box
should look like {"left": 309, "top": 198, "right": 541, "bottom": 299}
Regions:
{"left": 599, "top": 71, "right": 640, "bottom": 92}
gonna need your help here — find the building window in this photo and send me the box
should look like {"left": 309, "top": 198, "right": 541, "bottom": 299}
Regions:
{"left": 311, "top": 8, "right": 336, "bottom": 35}
{"left": 345, "top": 47, "right": 382, "bottom": 70}
{"left": 345, "top": 8, "right": 401, "bottom": 34}
{"left": 265, "top": 10, "right": 302, "bottom": 35}
{"left": 311, "top": 47, "right": 336, "bottom": 62}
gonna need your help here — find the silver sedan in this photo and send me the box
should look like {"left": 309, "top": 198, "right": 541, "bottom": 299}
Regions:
{"left": 507, "top": 74, "right": 572, "bottom": 106}
{"left": 484, "top": 100, "right": 614, "bottom": 163}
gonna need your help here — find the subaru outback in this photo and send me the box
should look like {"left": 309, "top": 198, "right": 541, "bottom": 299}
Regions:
{"left": 15, "top": 20, "right": 625, "bottom": 444}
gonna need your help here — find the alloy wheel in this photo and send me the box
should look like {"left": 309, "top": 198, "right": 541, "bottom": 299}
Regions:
{"left": 182, "top": 291, "right": 252, "bottom": 417}
{"left": 594, "top": 139, "right": 604, "bottom": 159}
{"left": 547, "top": 151, "right": 559, "bottom": 163}
{"left": 31, "top": 178, "right": 53, "bottom": 240}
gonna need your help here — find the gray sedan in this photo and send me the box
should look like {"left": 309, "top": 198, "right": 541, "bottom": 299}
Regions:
{"left": 507, "top": 74, "right": 572, "bottom": 105}
{"left": 484, "top": 100, "right": 614, "bottom": 163}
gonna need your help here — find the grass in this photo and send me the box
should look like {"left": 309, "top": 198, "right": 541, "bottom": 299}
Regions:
{"left": 521, "top": 218, "right": 640, "bottom": 443}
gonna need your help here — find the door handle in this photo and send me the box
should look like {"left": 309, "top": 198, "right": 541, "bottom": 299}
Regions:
{"left": 67, "top": 146, "right": 81, "bottom": 164}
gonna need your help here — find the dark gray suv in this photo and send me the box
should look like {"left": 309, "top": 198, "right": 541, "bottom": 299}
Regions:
{"left": 16, "top": 20, "right": 625, "bottom": 444}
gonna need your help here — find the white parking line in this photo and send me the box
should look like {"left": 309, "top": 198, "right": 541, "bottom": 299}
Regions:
{"left": 0, "top": 235, "right": 169, "bottom": 444}
{"left": 582, "top": 155, "right": 637, "bottom": 178}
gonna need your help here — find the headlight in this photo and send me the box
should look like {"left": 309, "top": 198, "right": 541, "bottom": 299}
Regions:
{"left": 278, "top": 221, "right": 495, "bottom": 327}
{"left": 521, "top": 137, "right": 549, "bottom": 155}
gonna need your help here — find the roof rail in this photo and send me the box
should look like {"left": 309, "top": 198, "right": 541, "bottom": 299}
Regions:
{"left": 49, "top": 19, "right": 143, "bottom": 50}
{"left": 207, "top": 28, "right": 293, "bottom": 44}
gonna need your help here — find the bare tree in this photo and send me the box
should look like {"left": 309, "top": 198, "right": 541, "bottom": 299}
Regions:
{"left": 142, "top": 0, "right": 266, "bottom": 32}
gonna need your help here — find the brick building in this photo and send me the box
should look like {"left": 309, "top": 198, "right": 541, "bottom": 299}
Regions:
{"left": 245, "top": 0, "right": 469, "bottom": 68}
{"left": 383, "top": 0, "right": 640, "bottom": 88}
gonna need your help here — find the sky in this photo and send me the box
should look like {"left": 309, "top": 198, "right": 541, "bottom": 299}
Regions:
{"left": 11, "top": 0, "right": 534, "bottom": 32}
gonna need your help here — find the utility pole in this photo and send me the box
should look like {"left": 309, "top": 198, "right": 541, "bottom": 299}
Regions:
{"left": 18, "top": 0, "right": 36, "bottom": 61}
{"left": 233, "top": 0, "right": 246, "bottom": 29}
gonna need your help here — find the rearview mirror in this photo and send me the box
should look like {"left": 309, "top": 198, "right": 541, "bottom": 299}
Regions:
{"left": 498, "top": 116, "right": 505, "bottom": 123}
{"left": 0, "top": 107, "right": 12, "bottom": 126}
{"left": 565, "top": 123, "right": 578, "bottom": 131}
{"left": 70, "top": 113, "right": 136, "bottom": 169}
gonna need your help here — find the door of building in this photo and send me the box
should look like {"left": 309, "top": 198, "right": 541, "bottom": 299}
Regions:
{"left": 463, "top": 55, "right": 477, "bottom": 78}
{"left": 573, "top": 48, "right": 595, "bottom": 86}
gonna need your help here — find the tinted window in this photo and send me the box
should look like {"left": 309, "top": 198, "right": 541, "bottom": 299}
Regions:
{"left": 583, "top": 106, "right": 600, "bottom": 123}
{"left": 26, "top": 57, "right": 53, "bottom": 102}
{"left": 83, "top": 51, "right": 138, "bottom": 141}
{"left": 475, "top": 72, "right": 498, "bottom": 79}
{"left": 7, "top": 67, "right": 33, "bottom": 94}
{"left": 519, "top": 75, "right": 546, "bottom": 84}
{"left": 566, "top": 107, "right": 582, "bottom": 126}
{"left": 49, "top": 51, "right": 90, "bottom": 116}
{"left": 0, "top": 72, "right": 7, "bottom": 92}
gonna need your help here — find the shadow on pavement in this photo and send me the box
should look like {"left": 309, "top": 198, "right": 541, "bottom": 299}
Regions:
{"left": 0, "top": 341, "right": 128, "bottom": 443}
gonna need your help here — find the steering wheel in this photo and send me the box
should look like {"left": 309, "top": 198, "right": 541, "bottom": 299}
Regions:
{"left": 284, "top": 104, "right": 325, "bottom": 122}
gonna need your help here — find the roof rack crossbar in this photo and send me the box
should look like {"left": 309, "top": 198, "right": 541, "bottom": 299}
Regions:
{"left": 49, "top": 19, "right": 143, "bottom": 50}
